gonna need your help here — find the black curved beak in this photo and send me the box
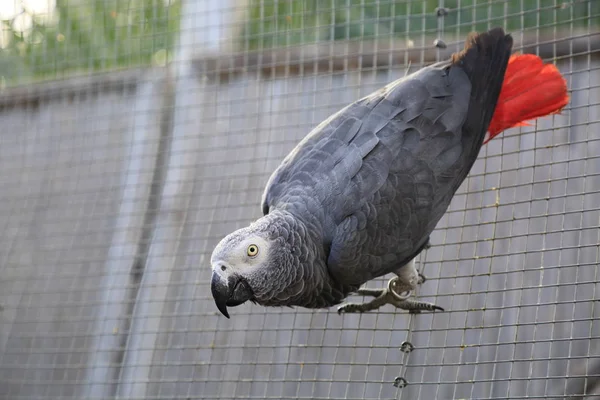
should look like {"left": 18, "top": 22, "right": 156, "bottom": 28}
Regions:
{"left": 210, "top": 272, "right": 253, "bottom": 319}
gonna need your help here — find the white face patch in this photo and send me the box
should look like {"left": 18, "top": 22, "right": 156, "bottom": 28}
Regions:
{"left": 211, "top": 232, "right": 270, "bottom": 278}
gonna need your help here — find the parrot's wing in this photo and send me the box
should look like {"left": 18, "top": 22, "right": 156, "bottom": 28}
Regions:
{"left": 326, "top": 29, "right": 513, "bottom": 285}
{"left": 260, "top": 93, "right": 379, "bottom": 217}
{"left": 261, "top": 63, "right": 471, "bottom": 239}
{"left": 263, "top": 28, "right": 511, "bottom": 290}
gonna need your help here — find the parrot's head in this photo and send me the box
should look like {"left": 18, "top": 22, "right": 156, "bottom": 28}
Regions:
{"left": 209, "top": 226, "right": 264, "bottom": 318}
{"left": 209, "top": 215, "right": 302, "bottom": 318}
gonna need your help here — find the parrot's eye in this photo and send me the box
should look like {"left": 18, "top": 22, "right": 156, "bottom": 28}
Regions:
{"left": 247, "top": 244, "right": 259, "bottom": 257}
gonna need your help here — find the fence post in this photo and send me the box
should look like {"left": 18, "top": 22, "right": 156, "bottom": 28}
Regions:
{"left": 114, "top": 0, "right": 248, "bottom": 398}
{"left": 82, "top": 69, "right": 170, "bottom": 399}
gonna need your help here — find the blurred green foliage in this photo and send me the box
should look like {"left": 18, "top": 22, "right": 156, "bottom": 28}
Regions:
{"left": 0, "top": 0, "right": 180, "bottom": 86}
{"left": 1, "top": 0, "right": 597, "bottom": 86}
{"left": 241, "top": 0, "right": 599, "bottom": 49}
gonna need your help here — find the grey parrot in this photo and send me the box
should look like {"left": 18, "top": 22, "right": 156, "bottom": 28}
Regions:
{"left": 209, "top": 27, "right": 569, "bottom": 318}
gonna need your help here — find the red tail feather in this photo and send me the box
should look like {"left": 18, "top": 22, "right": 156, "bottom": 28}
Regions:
{"left": 485, "top": 53, "right": 569, "bottom": 143}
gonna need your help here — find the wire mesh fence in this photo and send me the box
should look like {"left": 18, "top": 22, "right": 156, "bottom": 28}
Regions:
{"left": 0, "top": 0, "right": 599, "bottom": 399}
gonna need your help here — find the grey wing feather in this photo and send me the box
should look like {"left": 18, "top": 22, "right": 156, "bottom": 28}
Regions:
{"left": 326, "top": 65, "right": 474, "bottom": 285}
{"left": 263, "top": 62, "right": 468, "bottom": 231}
{"left": 261, "top": 102, "right": 377, "bottom": 218}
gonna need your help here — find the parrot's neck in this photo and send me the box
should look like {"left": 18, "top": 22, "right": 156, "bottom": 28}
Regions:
{"left": 261, "top": 209, "right": 351, "bottom": 308}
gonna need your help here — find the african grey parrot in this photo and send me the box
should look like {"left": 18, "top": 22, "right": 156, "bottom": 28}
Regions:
{"left": 209, "top": 27, "right": 569, "bottom": 318}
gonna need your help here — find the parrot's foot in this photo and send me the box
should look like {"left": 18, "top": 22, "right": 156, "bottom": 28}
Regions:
{"left": 337, "top": 276, "right": 443, "bottom": 314}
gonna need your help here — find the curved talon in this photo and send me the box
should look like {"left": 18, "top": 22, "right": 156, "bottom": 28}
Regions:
{"left": 388, "top": 277, "right": 412, "bottom": 301}
{"left": 337, "top": 304, "right": 364, "bottom": 314}
{"left": 407, "top": 301, "right": 444, "bottom": 313}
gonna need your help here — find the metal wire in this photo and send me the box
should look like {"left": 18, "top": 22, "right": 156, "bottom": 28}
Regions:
{"left": 0, "top": 0, "right": 599, "bottom": 399}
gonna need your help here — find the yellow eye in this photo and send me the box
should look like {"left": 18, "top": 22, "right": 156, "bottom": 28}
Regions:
{"left": 247, "top": 244, "right": 259, "bottom": 257}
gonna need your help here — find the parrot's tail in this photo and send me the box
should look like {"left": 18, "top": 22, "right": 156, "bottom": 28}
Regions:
{"left": 484, "top": 54, "right": 570, "bottom": 143}
{"left": 451, "top": 27, "right": 513, "bottom": 150}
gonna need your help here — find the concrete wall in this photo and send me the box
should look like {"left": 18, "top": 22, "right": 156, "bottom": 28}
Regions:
{"left": 0, "top": 35, "right": 599, "bottom": 400}
{"left": 0, "top": 69, "right": 169, "bottom": 399}
{"left": 133, "top": 56, "right": 599, "bottom": 400}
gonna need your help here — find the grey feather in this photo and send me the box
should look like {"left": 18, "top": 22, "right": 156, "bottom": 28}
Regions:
{"left": 215, "top": 28, "right": 513, "bottom": 310}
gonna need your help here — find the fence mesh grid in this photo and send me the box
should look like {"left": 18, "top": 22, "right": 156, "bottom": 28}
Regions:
{"left": 0, "top": 0, "right": 599, "bottom": 399}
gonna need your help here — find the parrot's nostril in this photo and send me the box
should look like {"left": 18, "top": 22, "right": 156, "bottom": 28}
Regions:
{"left": 220, "top": 265, "right": 227, "bottom": 271}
